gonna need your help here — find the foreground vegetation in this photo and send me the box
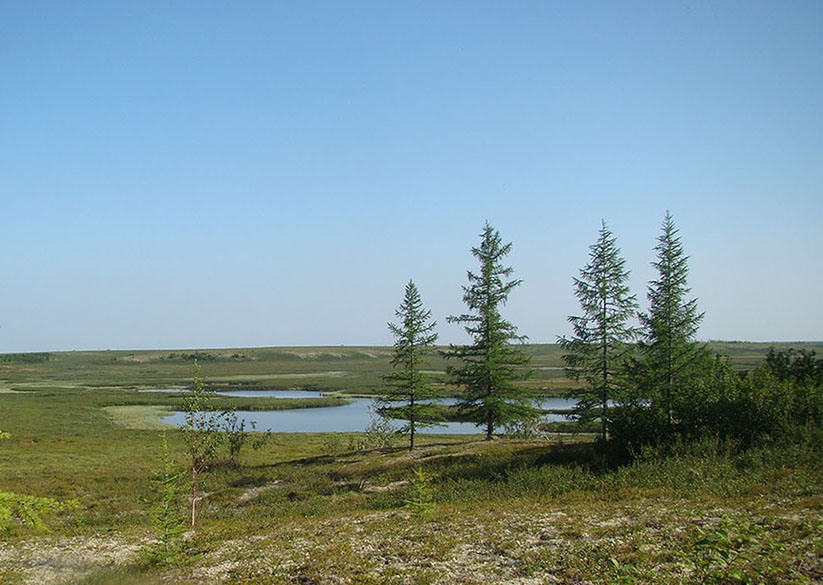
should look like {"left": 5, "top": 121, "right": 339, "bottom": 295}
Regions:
{"left": 0, "top": 343, "right": 820, "bottom": 584}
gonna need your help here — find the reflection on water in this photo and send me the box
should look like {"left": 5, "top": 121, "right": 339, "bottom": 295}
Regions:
{"left": 161, "top": 390, "right": 576, "bottom": 434}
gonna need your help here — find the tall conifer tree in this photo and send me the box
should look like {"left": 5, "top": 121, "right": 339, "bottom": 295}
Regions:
{"left": 637, "top": 212, "right": 706, "bottom": 429}
{"left": 447, "top": 222, "right": 535, "bottom": 440}
{"left": 560, "top": 221, "right": 639, "bottom": 442}
{"left": 385, "top": 280, "right": 439, "bottom": 450}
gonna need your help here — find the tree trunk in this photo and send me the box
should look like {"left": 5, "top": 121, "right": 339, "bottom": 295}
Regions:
{"left": 190, "top": 466, "right": 197, "bottom": 528}
{"left": 409, "top": 410, "right": 415, "bottom": 451}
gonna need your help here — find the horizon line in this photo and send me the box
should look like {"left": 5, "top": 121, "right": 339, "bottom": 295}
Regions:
{"left": 2, "top": 339, "right": 823, "bottom": 356}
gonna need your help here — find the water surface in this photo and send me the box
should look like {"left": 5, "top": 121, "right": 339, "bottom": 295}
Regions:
{"left": 161, "top": 390, "right": 576, "bottom": 434}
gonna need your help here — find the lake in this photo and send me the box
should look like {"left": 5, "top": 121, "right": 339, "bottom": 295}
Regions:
{"left": 159, "top": 389, "right": 576, "bottom": 434}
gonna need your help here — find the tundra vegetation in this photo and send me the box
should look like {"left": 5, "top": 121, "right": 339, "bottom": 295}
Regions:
{"left": 0, "top": 217, "right": 820, "bottom": 584}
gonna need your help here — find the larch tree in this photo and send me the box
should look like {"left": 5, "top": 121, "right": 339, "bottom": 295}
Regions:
{"left": 636, "top": 211, "right": 707, "bottom": 429}
{"left": 385, "top": 280, "right": 439, "bottom": 450}
{"left": 447, "top": 222, "right": 535, "bottom": 441}
{"left": 560, "top": 220, "right": 639, "bottom": 442}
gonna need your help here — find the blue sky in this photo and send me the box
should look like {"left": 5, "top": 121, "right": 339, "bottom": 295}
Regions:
{"left": 1, "top": 1, "right": 821, "bottom": 352}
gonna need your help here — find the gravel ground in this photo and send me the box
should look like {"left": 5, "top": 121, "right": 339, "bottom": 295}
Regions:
{"left": 2, "top": 494, "right": 819, "bottom": 584}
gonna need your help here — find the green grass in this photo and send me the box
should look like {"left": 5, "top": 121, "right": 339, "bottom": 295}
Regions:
{"left": 1, "top": 346, "right": 404, "bottom": 394}
{"left": 102, "top": 405, "right": 175, "bottom": 430}
{"left": 0, "top": 343, "right": 820, "bottom": 584}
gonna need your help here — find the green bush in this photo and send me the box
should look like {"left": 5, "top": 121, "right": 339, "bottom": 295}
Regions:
{"left": 611, "top": 350, "right": 822, "bottom": 457}
{"left": 0, "top": 352, "right": 50, "bottom": 363}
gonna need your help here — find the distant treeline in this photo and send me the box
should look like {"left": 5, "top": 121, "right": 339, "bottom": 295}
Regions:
{"left": 0, "top": 352, "right": 51, "bottom": 364}
{"left": 162, "top": 352, "right": 249, "bottom": 362}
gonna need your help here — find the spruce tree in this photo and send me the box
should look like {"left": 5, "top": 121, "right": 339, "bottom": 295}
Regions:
{"left": 447, "top": 222, "right": 535, "bottom": 440}
{"left": 637, "top": 212, "right": 707, "bottom": 429}
{"left": 560, "top": 220, "right": 639, "bottom": 442}
{"left": 385, "top": 280, "right": 439, "bottom": 450}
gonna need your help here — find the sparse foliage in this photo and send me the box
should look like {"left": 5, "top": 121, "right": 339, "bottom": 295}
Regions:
{"left": 181, "top": 360, "right": 223, "bottom": 528}
{"left": 447, "top": 222, "right": 536, "bottom": 440}
{"left": 221, "top": 409, "right": 253, "bottom": 468}
{"left": 220, "top": 409, "right": 270, "bottom": 468}
{"left": 348, "top": 403, "right": 399, "bottom": 451}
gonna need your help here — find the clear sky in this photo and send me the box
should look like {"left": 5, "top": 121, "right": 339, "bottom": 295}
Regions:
{"left": 1, "top": 1, "right": 821, "bottom": 353}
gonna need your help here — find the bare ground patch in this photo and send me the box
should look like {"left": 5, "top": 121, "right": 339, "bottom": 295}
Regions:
{"left": 0, "top": 535, "right": 143, "bottom": 585}
{"left": 153, "top": 495, "right": 823, "bottom": 584}
{"left": 237, "top": 480, "right": 283, "bottom": 503}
